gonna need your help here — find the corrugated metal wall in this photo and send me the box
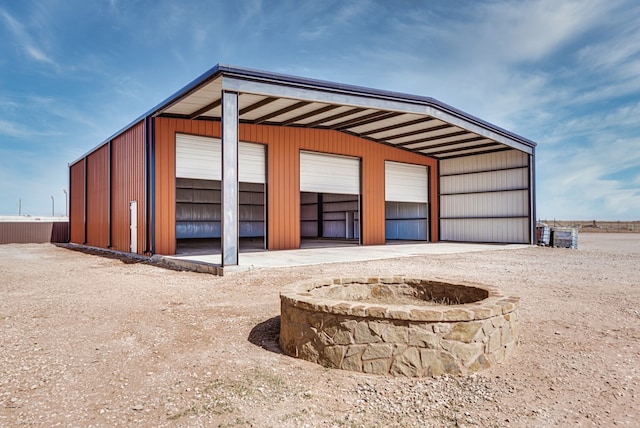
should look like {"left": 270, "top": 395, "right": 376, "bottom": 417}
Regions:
{"left": 69, "top": 161, "right": 85, "bottom": 244}
{"left": 68, "top": 121, "right": 145, "bottom": 253}
{"left": 85, "top": 145, "right": 109, "bottom": 248}
{"left": 439, "top": 150, "right": 530, "bottom": 243}
{"left": 155, "top": 118, "right": 439, "bottom": 254}
{"left": 111, "top": 121, "right": 145, "bottom": 253}
{"left": 0, "top": 222, "right": 68, "bottom": 244}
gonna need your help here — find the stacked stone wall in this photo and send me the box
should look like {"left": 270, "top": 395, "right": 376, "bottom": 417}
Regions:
{"left": 279, "top": 277, "right": 520, "bottom": 377}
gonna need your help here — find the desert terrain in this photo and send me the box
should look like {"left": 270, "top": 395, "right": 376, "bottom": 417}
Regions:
{"left": 0, "top": 234, "right": 638, "bottom": 427}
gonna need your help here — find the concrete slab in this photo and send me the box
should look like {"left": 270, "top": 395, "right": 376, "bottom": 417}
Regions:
{"left": 162, "top": 242, "right": 530, "bottom": 274}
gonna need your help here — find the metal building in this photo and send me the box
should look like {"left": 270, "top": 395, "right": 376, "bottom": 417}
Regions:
{"left": 69, "top": 64, "right": 536, "bottom": 266}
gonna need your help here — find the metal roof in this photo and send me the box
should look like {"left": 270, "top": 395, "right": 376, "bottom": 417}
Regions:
{"left": 152, "top": 64, "right": 536, "bottom": 160}
{"left": 71, "top": 64, "right": 536, "bottom": 166}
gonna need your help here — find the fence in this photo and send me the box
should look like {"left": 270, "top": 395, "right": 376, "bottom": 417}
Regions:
{"left": 0, "top": 222, "right": 69, "bottom": 244}
{"left": 540, "top": 220, "right": 639, "bottom": 233}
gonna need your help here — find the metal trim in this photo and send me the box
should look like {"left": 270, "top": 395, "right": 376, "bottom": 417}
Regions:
{"left": 439, "top": 188, "right": 529, "bottom": 196}
{"left": 435, "top": 147, "right": 513, "bottom": 160}
{"left": 439, "top": 165, "right": 528, "bottom": 177}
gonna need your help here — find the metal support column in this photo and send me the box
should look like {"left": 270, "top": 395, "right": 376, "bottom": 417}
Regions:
{"left": 221, "top": 90, "right": 239, "bottom": 266}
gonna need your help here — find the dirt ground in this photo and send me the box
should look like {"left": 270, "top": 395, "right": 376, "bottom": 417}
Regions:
{"left": 0, "top": 234, "right": 638, "bottom": 427}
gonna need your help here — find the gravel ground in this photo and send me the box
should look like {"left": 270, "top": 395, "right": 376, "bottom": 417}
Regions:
{"left": 0, "top": 234, "right": 638, "bottom": 427}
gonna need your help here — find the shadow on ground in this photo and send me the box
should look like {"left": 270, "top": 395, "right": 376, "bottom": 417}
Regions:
{"left": 248, "top": 316, "right": 282, "bottom": 354}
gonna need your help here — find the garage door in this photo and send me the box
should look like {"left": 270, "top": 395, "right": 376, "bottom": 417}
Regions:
{"left": 175, "top": 134, "right": 266, "bottom": 240}
{"left": 175, "top": 134, "right": 265, "bottom": 183}
{"left": 300, "top": 151, "right": 360, "bottom": 194}
{"left": 385, "top": 161, "right": 429, "bottom": 240}
{"left": 385, "top": 161, "right": 428, "bottom": 203}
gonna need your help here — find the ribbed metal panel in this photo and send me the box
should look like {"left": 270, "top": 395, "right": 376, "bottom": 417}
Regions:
{"left": 176, "top": 134, "right": 265, "bottom": 183}
{"left": 385, "top": 161, "right": 429, "bottom": 203}
{"left": 239, "top": 142, "right": 266, "bottom": 184}
{"left": 154, "top": 118, "right": 439, "bottom": 254}
{"left": 111, "top": 121, "right": 145, "bottom": 253}
{"left": 300, "top": 151, "right": 360, "bottom": 195}
{"left": 174, "top": 177, "right": 264, "bottom": 239}
{"left": 440, "top": 150, "right": 527, "bottom": 175}
{"left": 0, "top": 222, "right": 57, "bottom": 244}
{"left": 69, "top": 161, "right": 85, "bottom": 244}
{"left": 439, "top": 150, "right": 530, "bottom": 243}
{"left": 441, "top": 218, "right": 528, "bottom": 243}
{"left": 176, "top": 134, "right": 221, "bottom": 180}
{"left": 440, "top": 190, "right": 528, "bottom": 218}
{"left": 85, "top": 145, "right": 109, "bottom": 248}
{"left": 440, "top": 168, "right": 528, "bottom": 194}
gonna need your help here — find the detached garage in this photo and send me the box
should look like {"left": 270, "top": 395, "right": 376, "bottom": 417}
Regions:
{"left": 69, "top": 64, "right": 536, "bottom": 266}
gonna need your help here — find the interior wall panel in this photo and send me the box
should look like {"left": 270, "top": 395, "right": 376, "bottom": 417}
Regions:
{"left": 439, "top": 150, "right": 531, "bottom": 243}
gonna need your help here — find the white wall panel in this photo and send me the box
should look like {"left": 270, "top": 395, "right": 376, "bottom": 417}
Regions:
{"left": 300, "top": 151, "right": 360, "bottom": 195}
{"left": 440, "top": 218, "right": 528, "bottom": 243}
{"left": 439, "top": 150, "right": 527, "bottom": 175}
{"left": 385, "top": 161, "right": 429, "bottom": 203}
{"left": 440, "top": 190, "right": 528, "bottom": 218}
{"left": 440, "top": 168, "right": 528, "bottom": 194}
{"left": 439, "top": 150, "right": 530, "bottom": 244}
{"left": 176, "top": 134, "right": 265, "bottom": 183}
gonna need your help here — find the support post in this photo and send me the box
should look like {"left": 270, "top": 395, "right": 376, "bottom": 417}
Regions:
{"left": 221, "top": 90, "right": 239, "bottom": 266}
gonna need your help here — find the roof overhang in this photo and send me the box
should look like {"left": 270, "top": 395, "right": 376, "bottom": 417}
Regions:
{"left": 151, "top": 64, "right": 536, "bottom": 160}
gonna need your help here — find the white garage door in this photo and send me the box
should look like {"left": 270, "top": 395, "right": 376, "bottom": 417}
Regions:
{"left": 175, "top": 134, "right": 265, "bottom": 183}
{"left": 385, "top": 161, "right": 429, "bottom": 203}
{"left": 300, "top": 151, "right": 360, "bottom": 195}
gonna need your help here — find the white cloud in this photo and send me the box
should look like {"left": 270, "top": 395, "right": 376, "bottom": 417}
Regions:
{"left": 0, "top": 7, "right": 58, "bottom": 68}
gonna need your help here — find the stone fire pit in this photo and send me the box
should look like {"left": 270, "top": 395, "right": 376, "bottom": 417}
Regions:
{"left": 279, "top": 277, "right": 520, "bottom": 377}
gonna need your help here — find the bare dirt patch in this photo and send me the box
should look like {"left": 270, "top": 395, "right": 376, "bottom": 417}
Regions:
{"left": 1, "top": 235, "right": 639, "bottom": 427}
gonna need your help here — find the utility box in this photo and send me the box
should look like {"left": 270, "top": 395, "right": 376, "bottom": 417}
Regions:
{"left": 550, "top": 227, "right": 578, "bottom": 249}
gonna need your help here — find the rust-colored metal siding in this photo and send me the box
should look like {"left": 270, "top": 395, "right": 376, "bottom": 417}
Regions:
{"left": 0, "top": 222, "right": 68, "bottom": 244}
{"left": 154, "top": 118, "right": 438, "bottom": 254}
{"left": 85, "top": 145, "right": 109, "bottom": 248}
{"left": 154, "top": 118, "right": 222, "bottom": 255}
{"left": 69, "top": 160, "right": 86, "bottom": 244}
{"left": 111, "top": 121, "right": 145, "bottom": 253}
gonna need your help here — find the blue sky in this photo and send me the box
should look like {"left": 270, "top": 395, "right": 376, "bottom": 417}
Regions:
{"left": 1, "top": 0, "right": 639, "bottom": 220}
